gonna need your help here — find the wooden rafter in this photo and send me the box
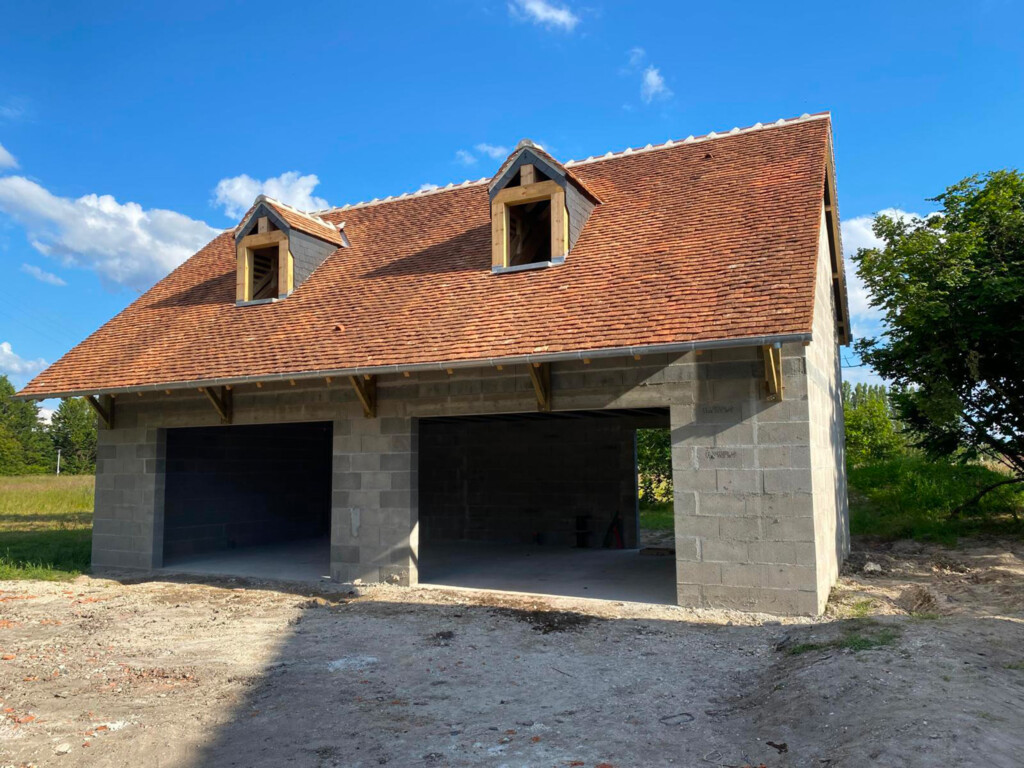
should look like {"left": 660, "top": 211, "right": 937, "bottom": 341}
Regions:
{"left": 527, "top": 362, "right": 552, "bottom": 412}
{"left": 200, "top": 386, "right": 233, "bottom": 423}
{"left": 85, "top": 395, "right": 115, "bottom": 429}
{"left": 349, "top": 375, "right": 377, "bottom": 418}
{"left": 762, "top": 345, "right": 784, "bottom": 401}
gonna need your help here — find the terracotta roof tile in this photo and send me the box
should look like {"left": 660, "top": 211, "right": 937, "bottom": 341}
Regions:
{"left": 19, "top": 115, "right": 835, "bottom": 397}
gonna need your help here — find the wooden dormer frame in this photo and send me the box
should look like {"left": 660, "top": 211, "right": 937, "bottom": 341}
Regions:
{"left": 490, "top": 177, "right": 568, "bottom": 271}
{"left": 236, "top": 217, "right": 294, "bottom": 303}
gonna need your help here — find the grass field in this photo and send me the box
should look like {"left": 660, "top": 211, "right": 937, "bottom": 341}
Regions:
{"left": 848, "top": 456, "right": 1024, "bottom": 544}
{"left": 0, "top": 475, "right": 94, "bottom": 580}
{"left": 639, "top": 500, "right": 673, "bottom": 531}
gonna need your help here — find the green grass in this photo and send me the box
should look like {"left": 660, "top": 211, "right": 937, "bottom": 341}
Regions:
{"left": 0, "top": 475, "right": 94, "bottom": 580}
{"left": 639, "top": 500, "right": 674, "bottom": 531}
{"left": 849, "top": 455, "right": 1024, "bottom": 544}
{"left": 787, "top": 625, "right": 901, "bottom": 656}
{"left": 1005, "top": 661, "right": 1024, "bottom": 671}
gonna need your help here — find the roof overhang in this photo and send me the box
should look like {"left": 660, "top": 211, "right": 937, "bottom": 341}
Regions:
{"left": 15, "top": 331, "right": 812, "bottom": 401}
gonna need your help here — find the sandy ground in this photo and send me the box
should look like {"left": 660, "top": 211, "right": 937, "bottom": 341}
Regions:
{"left": 1, "top": 538, "right": 1023, "bottom": 768}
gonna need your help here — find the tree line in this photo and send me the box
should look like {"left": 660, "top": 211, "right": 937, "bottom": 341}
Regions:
{"left": 0, "top": 375, "right": 97, "bottom": 475}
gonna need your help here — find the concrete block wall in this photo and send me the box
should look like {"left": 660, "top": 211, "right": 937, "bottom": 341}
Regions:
{"left": 92, "top": 427, "right": 165, "bottom": 569}
{"left": 420, "top": 414, "right": 651, "bottom": 549}
{"left": 330, "top": 414, "right": 419, "bottom": 585}
{"left": 670, "top": 344, "right": 823, "bottom": 615}
{"left": 806, "top": 207, "right": 851, "bottom": 610}
{"left": 90, "top": 331, "right": 848, "bottom": 614}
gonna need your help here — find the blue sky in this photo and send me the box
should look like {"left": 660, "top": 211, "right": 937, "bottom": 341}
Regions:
{"left": 1, "top": 0, "right": 1022, "bottom": 413}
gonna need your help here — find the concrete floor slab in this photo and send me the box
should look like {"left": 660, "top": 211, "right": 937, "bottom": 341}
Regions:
{"left": 420, "top": 541, "right": 676, "bottom": 605}
{"left": 160, "top": 538, "right": 331, "bottom": 583}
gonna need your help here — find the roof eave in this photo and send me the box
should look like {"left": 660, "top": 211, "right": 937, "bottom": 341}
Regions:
{"left": 14, "top": 331, "right": 812, "bottom": 401}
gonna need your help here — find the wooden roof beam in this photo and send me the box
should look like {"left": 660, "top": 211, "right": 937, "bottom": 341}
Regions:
{"left": 349, "top": 374, "right": 377, "bottom": 418}
{"left": 527, "top": 362, "right": 552, "bottom": 412}
{"left": 85, "top": 395, "right": 115, "bottom": 429}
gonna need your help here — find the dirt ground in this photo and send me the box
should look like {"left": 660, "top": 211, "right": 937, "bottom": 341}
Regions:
{"left": 1, "top": 538, "right": 1023, "bottom": 768}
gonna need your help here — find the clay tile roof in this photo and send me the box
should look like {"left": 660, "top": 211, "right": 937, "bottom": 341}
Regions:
{"left": 18, "top": 113, "right": 841, "bottom": 398}
{"left": 238, "top": 195, "right": 344, "bottom": 246}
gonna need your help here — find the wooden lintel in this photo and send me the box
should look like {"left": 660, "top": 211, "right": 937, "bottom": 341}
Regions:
{"left": 762, "top": 345, "right": 784, "bottom": 401}
{"left": 527, "top": 362, "right": 552, "bottom": 412}
{"left": 202, "top": 386, "right": 233, "bottom": 423}
{"left": 85, "top": 395, "right": 115, "bottom": 429}
{"left": 239, "top": 230, "right": 287, "bottom": 248}
{"left": 348, "top": 375, "right": 377, "bottom": 418}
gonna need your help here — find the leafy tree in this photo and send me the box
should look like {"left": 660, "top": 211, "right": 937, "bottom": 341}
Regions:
{"left": 50, "top": 398, "right": 97, "bottom": 474}
{"left": 841, "top": 382, "right": 904, "bottom": 466}
{"left": 636, "top": 428, "right": 672, "bottom": 502}
{"left": 0, "top": 375, "right": 54, "bottom": 474}
{"left": 854, "top": 170, "right": 1024, "bottom": 513}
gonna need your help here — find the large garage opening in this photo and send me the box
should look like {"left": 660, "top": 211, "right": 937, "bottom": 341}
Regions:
{"left": 418, "top": 408, "right": 675, "bottom": 605}
{"left": 160, "top": 421, "right": 333, "bottom": 582}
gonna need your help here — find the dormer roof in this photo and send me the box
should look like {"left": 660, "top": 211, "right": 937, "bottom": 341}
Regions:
{"left": 489, "top": 139, "right": 601, "bottom": 204}
{"left": 236, "top": 195, "right": 344, "bottom": 246}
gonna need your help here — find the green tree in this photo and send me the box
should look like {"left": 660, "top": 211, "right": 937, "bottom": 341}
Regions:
{"left": 0, "top": 375, "right": 54, "bottom": 474}
{"left": 841, "top": 382, "right": 904, "bottom": 466}
{"left": 50, "top": 398, "right": 97, "bottom": 474}
{"left": 636, "top": 428, "right": 672, "bottom": 502}
{"left": 854, "top": 170, "right": 1024, "bottom": 512}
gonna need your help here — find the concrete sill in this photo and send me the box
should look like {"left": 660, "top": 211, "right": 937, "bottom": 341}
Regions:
{"left": 491, "top": 257, "right": 566, "bottom": 275}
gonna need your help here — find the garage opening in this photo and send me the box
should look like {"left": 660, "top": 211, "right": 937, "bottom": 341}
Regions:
{"left": 418, "top": 408, "right": 675, "bottom": 604}
{"left": 161, "top": 421, "right": 332, "bottom": 582}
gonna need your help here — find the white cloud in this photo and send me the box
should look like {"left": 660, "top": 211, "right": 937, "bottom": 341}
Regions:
{"left": 0, "top": 175, "right": 221, "bottom": 291}
{"left": 0, "top": 142, "right": 17, "bottom": 169}
{"left": 841, "top": 208, "right": 925, "bottom": 338}
{"left": 628, "top": 47, "right": 646, "bottom": 68}
{"left": 417, "top": 183, "right": 440, "bottom": 193}
{"left": 0, "top": 99, "right": 28, "bottom": 122}
{"left": 640, "top": 66, "right": 672, "bottom": 103}
{"left": 212, "top": 171, "right": 330, "bottom": 219}
{"left": 509, "top": 0, "right": 579, "bottom": 31}
{"left": 455, "top": 149, "right": 477, "bottom": 166}
{"left": 20, "top": 263, "right": 66, "bottom": 286}
{"left": 474, "top": 143, "right": 510, "bottom": 160}
{"left": 37, "top": 407, "right": 54, "bottom": 425}
{"left": 0, "top": 341, "right": 47, "bottom": 378}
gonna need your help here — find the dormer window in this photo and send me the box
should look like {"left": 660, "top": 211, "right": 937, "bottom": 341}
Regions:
{"left": 234, "top": 195, "right": 346, "bottom": 306}
{"left": 237, "top": 217, "right": 291, "bottom": 303}
{"left": 489, "top": 141, "right": 599, "bottom": 274}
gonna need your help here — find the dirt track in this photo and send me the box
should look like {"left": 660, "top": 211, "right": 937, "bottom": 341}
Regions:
{"left": 1, "top": 538, "right": 1023, "bottom": 767}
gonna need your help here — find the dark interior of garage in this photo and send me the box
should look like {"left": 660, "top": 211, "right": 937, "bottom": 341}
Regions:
{"left": 162, "top": 421, "right": 333, "bottom": 569}
{"left": 417, "top": 408, "right": 675, "bottom": 604}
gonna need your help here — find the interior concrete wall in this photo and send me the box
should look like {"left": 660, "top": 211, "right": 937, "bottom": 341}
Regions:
{"left": 419, "top": 412, "right": 662, "bottom": 549}
{"left": 162, "top": 422, "right": 332, "bottom": 561}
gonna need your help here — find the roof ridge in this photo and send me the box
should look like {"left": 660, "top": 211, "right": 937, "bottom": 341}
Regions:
{"left": 255, "top": 194, "right": 340, "bottom": 230}
{"left": 311, "top": 112, "right": 830, "bottom": 216}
